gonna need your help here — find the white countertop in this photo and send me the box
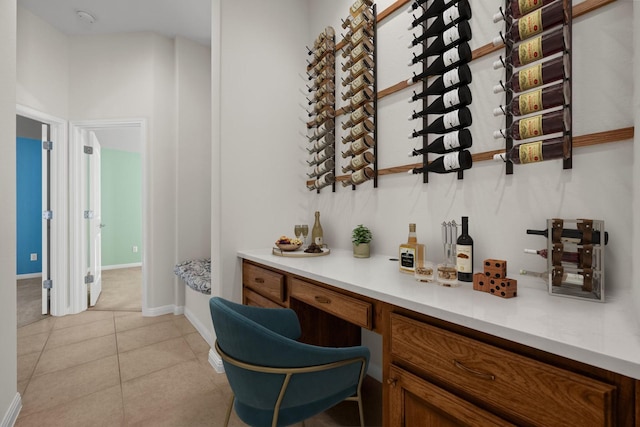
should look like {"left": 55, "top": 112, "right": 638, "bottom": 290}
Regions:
{"left": 238, "top": 248, "right": 640, "bottom": 379}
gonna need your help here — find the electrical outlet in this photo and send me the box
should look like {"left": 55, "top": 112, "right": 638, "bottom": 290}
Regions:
{"left": 132, "top": 246, "right": 138, "bottom": 253}
{"left": 30, "top": 253, "right": 38, "bottom": 261}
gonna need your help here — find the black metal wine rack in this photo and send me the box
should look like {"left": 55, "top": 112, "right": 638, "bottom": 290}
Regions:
{"left": 495, "top": 0, "right": 572, "bottom": 174}
{"left": 339, "top": 0, "right": 377, "bottom": 189}
{"left": 305, "top": 26, "right": 337, "bottom": 193}
{"left": 407, "top": 0, "right": 474, "bottom": 183}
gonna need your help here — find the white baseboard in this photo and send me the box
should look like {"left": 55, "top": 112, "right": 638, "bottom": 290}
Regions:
{"left": 101, "top": 263, "right": 142, "bottom": 271}
{"left": 184, "top": 306, "right": 214, "bottom": 347}
{"left": 208, "top": 348, "right": 224, "bottom": 373}
{"left": 16, "top": 273, "right": 42, "bottom": 280}
{"left": 1, "top": 393, "right": 21, "bottom": 427}
{"left": 142, "top": 304, "right": 176, "bottom": 317}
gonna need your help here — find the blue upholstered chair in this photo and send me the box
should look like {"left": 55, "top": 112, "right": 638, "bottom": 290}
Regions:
{"left": 209, "top": 297, "right": 370, "bottom": 427}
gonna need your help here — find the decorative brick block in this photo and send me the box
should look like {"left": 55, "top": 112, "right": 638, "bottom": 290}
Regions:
{"left": 484, "top": 259, "right": 507, "bottom": 279}
{"left": 473, "top": 273, "right": 490, "bottom": 292}
{"left": 489, "top": 278, "right": 518, "bottom": 298}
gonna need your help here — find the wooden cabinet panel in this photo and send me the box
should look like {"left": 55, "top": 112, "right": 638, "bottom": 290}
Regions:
{"left": 388, "top": 365, "right": 514, "bottom": 427}
{"left": 290, "top": 277, "right": 372, "bottom": 329}
{"left": 243, "top": 287, "right": 284, "bottom": 308}
{"left": 390, "top": 313, "right": 615, "bottom": 426}
{"left": 242, "top": 262, "right": 285, "bottom": 304}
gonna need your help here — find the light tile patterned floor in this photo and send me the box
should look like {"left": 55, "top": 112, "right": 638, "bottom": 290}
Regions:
{"left": 16, "top": 310, "right": 381, "bottom": 426}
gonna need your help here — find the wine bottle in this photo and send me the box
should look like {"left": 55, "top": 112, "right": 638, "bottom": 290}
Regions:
{"left": 350, "top": 0, "right": 373, "bottom": 18}
{"left": 307, "top": 172, "right": 335, "bottom": 191}
{"left": 524, "top": 248, "right": 580, "bottom": 263}
{"left": 310, "top": 80, "right": 335, "bottom": 99}
{"left": 307, "top": 146, "right": 335, "bottom": 166}
{"left": 342, "top": 56, "right": 374, "bottom": 83}
{"left": 407, "top": 0, "right": 429, "bottom": 12}
{"left": 493, "top": 136, "right": 569, "bottom": 164}
{"left": 308, "top": 158, "right": 335, "bottom": 178}
{"left": 306, "top": 108, "right": 335, "bottom": 128}
{"left": 493, "top": 1, "right": 565, "bottom": 46}
{"left": 311, "top": 211, "right": 324, "bottom": 245}
{"left": 526, "top": 228, "right": 608, "bottom": 245}
{"left": 494, "top": 56, "right": 566, "bottom": 94}
{"left": 344, "top": 87, "right": 375, "bottom": 112}
{"left": 408, "top": 43, "right": 472, "bottom": 82}
{"left": 493, "top": 26, "right": 567, "bottom": 69}
{"left": 399, "top": 223, "right": 425, "bottom": 273}
{"left": 342, "top": 151, "right": 374, "bottom": 173}
{"left": 349, "top": 38, "right": 374, "bottom": 64}
{"left": 408, "top": 0, "right": 472, "bottom": 48}
{"left": 410, "top": 107, "right": 472, "bottom": 137}
{"left": 342, "top": 119, "right": 374, "bottom": 143}
{"left": 308, "top": 54, "right": 334, "bottom": 76}
{"left": 493, "top": 0, "right": 557, "bottom": 22}
{"left": 311, "top": 94, "right": 335, "bottom": 114}
{"left": 408, "top": 0, "right": 460, "bottom": 28}
{"left": 342, "top": 104, "right": 375, "bottom": 129}
{"left": 493, "top": 81, "right": 568, "bottom": 117}
{"left": 409, "top": 65, "right": 472, "bottom": 101}
{"left": 409, "top": 21, "right": 472, "bottom": 64}
{"left": 342, "top": 135, "right": 375, "bottom": 158}
{"left": 409, "top": 129, "right": 472, "bottom": 156}
{"left": 349, "top": 25, "right": 374, "bottom": 47}
{"left": 307, "top": 133, "right": 334, "bottom": 153}
{"left": 409, "top": 85, "right": 472, "bottom": 118}
{"left": 309, "top": 120, "right": 334, "bottom": 142}
{"left": 341, "top": 71, "right": 374, "bottom": 100}
{"left": 456, "top": 216, "right": 473, "bottom": 282}
{"left": 310, "top": 68, "right": 335, "bottom": 89}
{"left": 410, "top": 150, "right": 473, "bottom": 174}
{"left": 341, "top": 166, "right": 375, "bottom": 187}
{"left": 493, "top": 109, "right": 569, "bottom": 140}
{"left": 349, "top": 8, "right": 374, "bottom": 32}
{"left": 519, "top": 269, "right": 584, "bottom": 285}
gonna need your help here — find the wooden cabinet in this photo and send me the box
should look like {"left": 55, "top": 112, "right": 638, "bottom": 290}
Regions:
{"left": 242, "top": 262, "right": 286, "bottom": 306}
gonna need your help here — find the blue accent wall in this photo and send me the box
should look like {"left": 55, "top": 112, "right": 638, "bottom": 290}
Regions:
{"left": 16, "top": 137, "right": 42, "bottom": 275}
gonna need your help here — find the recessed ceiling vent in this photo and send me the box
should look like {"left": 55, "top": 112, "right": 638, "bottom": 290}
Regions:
{"left": 76, "top": 10, "right": 96, "bottom": 24}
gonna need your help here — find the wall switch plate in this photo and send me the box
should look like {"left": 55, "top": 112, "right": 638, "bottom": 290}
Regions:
{"left": 30, "top": 253, "right": 38, "bottom": 261}
{"left": 132, "top": 246, "right": 138, "bottom": 253}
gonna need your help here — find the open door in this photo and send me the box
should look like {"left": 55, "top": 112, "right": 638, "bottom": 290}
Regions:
{"left": 80, "top": 130, "right": 102, "bottom": 306}
{"left": 41, "top": 123, "right": 51, "bottom": 314}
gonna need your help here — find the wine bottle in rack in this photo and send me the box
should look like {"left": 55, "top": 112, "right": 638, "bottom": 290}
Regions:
{"left": 525, "top": 227, "right": 608, "bottom": 245}
{"left": 409, "top": 150, "right": 473, "bottom": 174}
{"left": 493, "top": 0, "right": 556, "bottom": 22}
{"left": 342, "top": 104, "right": 374, "bottom": 129}
{"left": 307, "top": 158, "right": 335, "bottom": 178}
{"left": 348, "top": 7, "right": 374, "bottom": 31}
{"left": 409, "top": 85, "right": 472, "bottom": 118}
{"left": 311, "top": 94, "right": 335, "bottom": 114}
{"left": 409, "top": 21, "right": 472, "bottom": 64}
{"left": 309, "top": 80, "right": 334, "bottom": 96}
{"left": 341, "top": 166, "right": 375, "bottom": 187}
{"left": 310, "top": 69, "right": 335, "bottom": 88}
{"left": 524, "top": 248, "right": 580, "bottom": 263}
{"left": 342, "top": 135, "right": 375, "bottom": 158}
{"left": 519, "top": 269, "right": 584, "bottom": 285}
{"left": 408, "top": 0, "right": 461, "bottom": 28}
{"left": 493, "top": 1, "right": 565, "bottom": 46}
{"left": 408, "top": 0, "right": 472, "bottom": 47}
{"left": 307, "top": 172, "right": 335, "bottom": 191}
{"left": 341, "top": 72, "right": 374, "bottom": 100}
{"left": 407, "top": 0, "right": 428, "bottom": 11}
{"left": 307, "top": 108, "right": 336, "bottom": 128}
{"left": 350, "top": 0, "right": 373, "bottom": 17}
{"left": 344, "top": 87, "right": 375, "bottom": 112}
{"left": 409, "top": 129, "right": 472, "bottom": 156}
{"left": 342, "top": 57, "right": 374, "bottom": 85}
{"left": 493, "top": 56, "right": 567, "bottom": 94}
{"left": 307, "top": 146, "right": 335, "bottom": 166}
{"left": 493, "top": 26, "right": 568, "bottom": 69}
{"left": 493, "top": 109, "right": 569, "bottom": 140}
{"left": 492, "top": 136, "right": 570, "bottom": 164}
{"left": 493, "top": 80, "right": 568, "bottom": 117}
{"left": 409, "top": 65, "right": 472, "bottom": 101}
{"left": 309, "top": 120, "right": 334, "bottom": 142}
{"left": 348, "top": 38, "right": 374, "bottom": 64}
{"left": 350, "top": 25, "right": 374, "bottom": 47}
{"left": 409, "top": 107, "right": 472, "bottom": 136}
{"left": 408, "top": 43, "right": 472, "bottom": 82}
{"left": 308, "top": 54, "right": 334, "bottom": 76}
{"left": 307, "top": 133, "right": 334, "bottom": 153}
{"left": 342, "top": 151, "right": 375, "bottom": 173}
{"left": 342, "top": 119, "right": 375, "bottom": 143}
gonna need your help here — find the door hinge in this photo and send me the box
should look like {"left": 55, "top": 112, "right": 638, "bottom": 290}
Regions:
{"left": 43, "top": 141, "right": 53, "bottom": 151}
{"left": 43, "top": 280, "right": 53, "bottom": 289}
{"left": 84, "top": 210, "right": 94, "bottom": 219}
{"left": 84, "top": 145, "right": 93, "bottom": 154}
{"left": 42, "top": 210, "right": 53, "bottom": 220}
{"left": 85, "top": 274, "right": 94, "bottom": 284}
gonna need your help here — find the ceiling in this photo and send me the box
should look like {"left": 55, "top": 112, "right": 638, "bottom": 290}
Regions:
{"left": 18, "top": 0, "right": 212, "bottom": 46}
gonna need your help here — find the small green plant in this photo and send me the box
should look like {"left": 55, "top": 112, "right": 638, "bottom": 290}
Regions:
{"left": 352, "top": 224, "right": 372, "bottom": 245}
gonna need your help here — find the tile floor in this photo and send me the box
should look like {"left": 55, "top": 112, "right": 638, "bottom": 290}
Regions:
{"left": 16, "top": 310, "right": 382, "bottom": 426}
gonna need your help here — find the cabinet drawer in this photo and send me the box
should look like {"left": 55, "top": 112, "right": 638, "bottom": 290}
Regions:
{"left": 242, "top": 263, "right": 285, "bottom": 304}
{"left": 290, "top": 278, "right": 372, "bottom": 329}
{"left": 390, "top": 313, "right": 615, "bottom": 427}
{"left": 243, "top": 288, "right": 284, "bottom": 309}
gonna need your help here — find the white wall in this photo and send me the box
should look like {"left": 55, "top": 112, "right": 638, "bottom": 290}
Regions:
{"left": 0, "top": 0, "right": 19, "bottom": 424}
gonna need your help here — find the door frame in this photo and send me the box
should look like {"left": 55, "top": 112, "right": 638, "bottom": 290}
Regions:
{"left": 69, "top": 118, "right": 148, "bottom": 313}
{"left": 16, "top": 104, "right": 68, "bottom": 316}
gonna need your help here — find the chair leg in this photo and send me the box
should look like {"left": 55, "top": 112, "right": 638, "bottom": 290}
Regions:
{"left": 357, "top": 396, "right": 365, "bottom": 427}
{"left": 224, "top": 395, "right": 234, "bottom": 427}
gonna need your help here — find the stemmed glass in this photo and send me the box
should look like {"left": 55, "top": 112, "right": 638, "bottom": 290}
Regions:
{"left": 294, "top": 225, "right": 303, "bottom": 243}
{"left": 301, "top": 225, "right": 309, "bottom": 246}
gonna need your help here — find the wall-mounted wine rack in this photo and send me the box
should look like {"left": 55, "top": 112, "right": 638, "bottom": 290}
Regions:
{"left": 305, "top": 27, "right": 337, "bottom": 192}
{"left": 339, "top": 0, "right": 378, "bottom": 189}
{"left": 493, "top": 0, "right": 573, "bottom": 174}
{"left": 407, "top": 0, "right": 474, "bottom": 182}
{"left": 303, "top": 0, "right": 631, "bottom": 189}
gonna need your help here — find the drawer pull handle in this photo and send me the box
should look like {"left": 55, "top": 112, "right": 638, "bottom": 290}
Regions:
{"left": 315, "top": 295, "right": 331, "bottom": 304}
{"left": 254, "top": 278, "right": 265, "bottom": 284}
{"left": 453, "top": 360, "right": 496, "bottom": 381}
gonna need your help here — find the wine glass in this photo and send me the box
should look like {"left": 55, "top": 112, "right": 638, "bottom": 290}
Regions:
{"left": 300, "top": 224, "right": 309, "bottom": 245}
{"left": 294, "top": 225, "right": 303, "bottom": 242}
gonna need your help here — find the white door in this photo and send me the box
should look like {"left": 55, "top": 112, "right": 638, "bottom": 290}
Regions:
{"left": 80, "top": 130, "right": 102, "bottom": 306}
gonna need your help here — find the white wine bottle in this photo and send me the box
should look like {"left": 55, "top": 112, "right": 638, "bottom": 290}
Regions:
{"left": 311, "top": 211, "right": 324, "bottom": 245}
{"left": 341, "top": 166, "right": 375, "bottom": 187}
{"left": 307, "top": 173, "right": 335, "bottom": 191}
{"left": 342, "top": 151, "right": 374, "bottom": 173}
{"left": 342, "top": 135, "right": 375, "bottom": 158}
{"left": 342, "top": 119, "right": 374, "bottom": 143}
{"left": 342, "top": 104, "right": 374, "bottom": 130}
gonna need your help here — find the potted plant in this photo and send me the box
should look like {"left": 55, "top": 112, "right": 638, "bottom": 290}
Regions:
{"left": 352, "top": 224, "right": 372, "bottom": 258}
